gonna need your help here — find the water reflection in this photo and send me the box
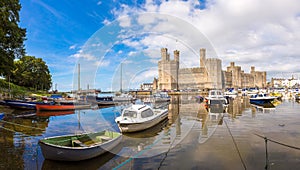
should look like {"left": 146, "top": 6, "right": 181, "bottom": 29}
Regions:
{"left": 0, "top": 94, "right": 287, "bottom": 169}
{"left": 198, "top": 103, "right": 225, "bottom": 144}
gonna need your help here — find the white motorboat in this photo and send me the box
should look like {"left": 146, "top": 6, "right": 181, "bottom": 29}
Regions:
{"left": 115, "top": 104, "right": 168, "bottom": 133}
{"left": 224, "top": 88, "right": 238, "bottom": 99}
{"left": 205, "top": 90, "right": 228, "bottom": 105}
{"left": 113, "top": 93, "right": 136, "bottom": 102}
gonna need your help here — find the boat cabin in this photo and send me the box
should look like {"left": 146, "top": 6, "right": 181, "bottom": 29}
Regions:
{"left": 208, "top": 90, "right": 224, "bottom": 98}
{"left": 121, "top": 105, "right": 154, "bottom": 119}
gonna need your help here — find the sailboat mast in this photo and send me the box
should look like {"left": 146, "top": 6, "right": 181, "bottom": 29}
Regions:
{"left": 78, "top": 63, "right": 80, "bottom": 91}
{"left": 120, "top": 63, "right": 122, "bottom": 93}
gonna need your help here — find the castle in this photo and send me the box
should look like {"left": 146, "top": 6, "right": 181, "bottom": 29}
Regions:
{"left": 156, "top": 48, "right": 266, "bottom": 90}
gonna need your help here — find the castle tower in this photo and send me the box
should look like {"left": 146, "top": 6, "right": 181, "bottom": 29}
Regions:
{"left": 161, "top": 48, "right": 168, "bottom": 61}
{"left": 174, "top": 50, "right": 180, "bottom": 62}
{"left": 251, "top": 66, "right": 255, "bottom": 73}
{"left": 158, "top": 48, "right": 179, "bottom": 90}
{"left": 230, "top": 62, "right": 235, "bottom": 67}
{"left": 205, "top": 58, "right": 223, "bottom": 89}
{"left": 200, "top": 48, "right": 206, "bottom": 67}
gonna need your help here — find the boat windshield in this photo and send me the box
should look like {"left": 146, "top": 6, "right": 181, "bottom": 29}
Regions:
{"left": 210, "top": 90, "right": 222, "bottom": 97}
{"left": 123, "top": 110, "right": 137, "bottom": 118}
{"left": 141, "top": 109, "right": 154, "bottom": 118}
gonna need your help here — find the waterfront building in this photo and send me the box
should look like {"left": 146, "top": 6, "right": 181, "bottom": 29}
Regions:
{"left": 140, "top": 82, "right": 154, "bottom": 91}
{"left": 157, "top": 48, "right": 267, "bottom": 91}
{"left": 271, "top": 76, "right": 300, "bottom": 88}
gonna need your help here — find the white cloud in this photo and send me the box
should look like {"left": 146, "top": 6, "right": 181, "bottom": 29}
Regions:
{"left": 102, "top": 19, "right": 111, "bottom": 25}
{"left": 110, "top": 0, "right": 300, "bottom": 77}
{"left": 71, "top": 52, "right": 96, "bottom": 61}
{"left": 118, "top": 16, "right": 131, "bottom": 27}
{"left": 95, "top": 60, "right": 110, "bottom": 67}
{"left": 69, "top": 44, "right": 77, "bottom": 50}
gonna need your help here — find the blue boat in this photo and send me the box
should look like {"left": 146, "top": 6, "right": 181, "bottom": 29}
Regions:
{"left": 249, "top": 94, "right": 276, "bottom": 107}
{"left": 0, "top": 113, "right": 4, "bottom": 120}
{"left": 86, "top": 96, "right": 115, "bottom": 106}
{"left": 4, "top": 99, "right": 44, "bottom": 110}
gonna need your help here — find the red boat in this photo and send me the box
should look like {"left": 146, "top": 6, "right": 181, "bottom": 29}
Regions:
{"left": 36, "top": 104, "right": 75, "bottom": 111}
{"left": 36, "top": 102, "right": 91, "bottom": 111}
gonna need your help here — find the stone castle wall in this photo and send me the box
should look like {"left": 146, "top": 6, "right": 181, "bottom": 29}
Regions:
{"left": 158, "top": 48, "right": 266, "bottom": 90}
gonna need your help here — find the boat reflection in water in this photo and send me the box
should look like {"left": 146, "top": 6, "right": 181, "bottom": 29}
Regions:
{"left": 4, "top": 93, "right": 300, "bottom": 169}
{"left": 36, "top": 110, "right": 75, "bottom": 117}
{"left": 198, "top": 103, "right": 226, "bottom": 144}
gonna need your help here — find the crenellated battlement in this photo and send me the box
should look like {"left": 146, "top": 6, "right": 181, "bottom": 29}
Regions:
{"left": 158, "top": 47, "right": 267, "bottom": 90}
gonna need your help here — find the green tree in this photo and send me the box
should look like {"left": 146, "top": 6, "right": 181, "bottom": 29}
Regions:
{"left": 0, "top": 0, "right": 26, "bottom": 77}
{"left": 11, "top": 56, "right": 52, "bottom": 91}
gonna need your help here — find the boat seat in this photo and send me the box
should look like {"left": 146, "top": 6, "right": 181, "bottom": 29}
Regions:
{"left": 100, "top": 136, "right": 112, "bottom": 140}
{"left": 71, "top": 138, "right": 86, "bottom": 147}
{"left": 96, "top": 136, "right": 112, "bottom": 143}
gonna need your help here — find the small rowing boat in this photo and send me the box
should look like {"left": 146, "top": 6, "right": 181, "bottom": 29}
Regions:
{"left": 39, "top": 130, "right": 122, "bottom": 161}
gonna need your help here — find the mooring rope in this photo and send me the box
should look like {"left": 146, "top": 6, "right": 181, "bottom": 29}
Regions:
{"left": 0, "top": 119, "right": 77, "bottom": 134}
{"left": 0, "top": 119, "right": 46, "bottom": 131}
{"left": 254, "top": 133, "right": 300, "bottom": 170}
{"left": 0, "top": 125, "right": 32, "bottom": 137}
{"left": 224, "top": 118, "right": 247, "bottom": 170}
{"left": 254, "top": 133, "right": 300, "bottom": 150}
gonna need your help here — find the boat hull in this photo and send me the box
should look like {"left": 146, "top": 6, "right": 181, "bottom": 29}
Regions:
{"left": 250, "top": 97, "right": 275, "bottom": 106}
{"left": 4, "top": 100, "right": 40, "bottom": 110}
{"left": 36, "top": 104, "right": 75, "bottom": 111}
{"left": 39, "top": 131, "right": 122, "bottom": 161}
{"left": 36, "top": 103, "right": 90, "bottom": 111}
{"left": 117, "top": 110, "right": 168, "bottom": 133}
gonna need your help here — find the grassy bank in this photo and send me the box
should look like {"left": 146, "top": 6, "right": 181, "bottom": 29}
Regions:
{"left": 0, "top": 79, "right": 49, "bottom": 99}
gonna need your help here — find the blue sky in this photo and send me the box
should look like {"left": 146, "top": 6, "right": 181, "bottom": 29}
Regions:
{"left": 19, "top": 0, "right": 300, "bottom": 91}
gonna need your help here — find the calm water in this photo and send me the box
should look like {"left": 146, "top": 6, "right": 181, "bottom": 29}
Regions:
{"left": 0, "top": 96, "right": 299, "bottom": 169}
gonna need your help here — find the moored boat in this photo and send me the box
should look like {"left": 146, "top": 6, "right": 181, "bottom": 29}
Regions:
{"left": 95, "top": 96, "right": 115, "bottom": 106}
{"left": 36, "top": 103, "right": 75, "bottom": 111}
{"left": 113, "top": 93, "right": 136, "bottom": 102}
{"left": 115, "top": 104, "right": 168, "bottom": 133}
{"left": 35, "top": 102, "right": 91, "bottom": 111}
{"left": 295, "top": 93, "right": 300, "bottom": 101}
{"left": 0, "top": 113, "right": 4, "bottom": 120}
{"left": 38, "top": 130, "right": 122, "bottom": 161}
{"left": 224, "top": 88, "right": 238, "bottom": 99}
{"left": 205, "top": 90, "right": 228, "bottom": 106}
{"left": 249, "top": 93, "right": 276, "bottom": 106}
{"left": 153, "top": 92, "right": 170, "bottom": 103}
{"left": 4, "top": 99, "right": 44, "bottom": 110}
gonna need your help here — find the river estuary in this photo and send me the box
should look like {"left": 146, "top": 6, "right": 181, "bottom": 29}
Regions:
{"left": 0, "top": 95, "right": 299, "bottom": 169}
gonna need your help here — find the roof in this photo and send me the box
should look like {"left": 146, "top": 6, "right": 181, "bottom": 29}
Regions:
{"left": 126, "top": 104, "right": 150, "bottom": 112}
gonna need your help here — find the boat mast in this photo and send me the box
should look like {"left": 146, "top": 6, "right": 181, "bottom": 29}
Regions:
{"left": 78, "top": 63, "right": 80, "bottom": 92}
{"left": 120, "top": 63, "right": 122, "bottom": 93}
